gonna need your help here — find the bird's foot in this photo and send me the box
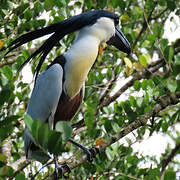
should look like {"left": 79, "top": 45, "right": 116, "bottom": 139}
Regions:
{"left": 54, "top": 160, "right": 71, "bottom": 179}
{"left": 83, "top": 146, "right": 100, "bottom": 162}
{"left": 68, "top": 139, "right": 100, "bottom": 162}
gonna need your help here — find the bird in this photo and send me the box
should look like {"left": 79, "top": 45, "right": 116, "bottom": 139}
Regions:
{"left": 6, "top": 10, "right": 131, "bottom": 177}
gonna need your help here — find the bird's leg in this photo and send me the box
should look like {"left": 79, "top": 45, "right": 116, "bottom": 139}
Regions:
{"left": 68, "top": 138, "right": 100, "bottom": 162}
{"left": 53, "top": 156, "right": 71, "bottom": 179}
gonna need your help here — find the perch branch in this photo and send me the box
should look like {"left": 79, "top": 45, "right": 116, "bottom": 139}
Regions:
{"left": 48, "top": 92, "right": 180, "bottom": 179}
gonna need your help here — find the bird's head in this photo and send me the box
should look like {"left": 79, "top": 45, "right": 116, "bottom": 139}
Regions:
{"left": 6, "top": 10, "right": 131, "bottom": 79}
{"left": 75, "top": 12, "right": 131, "bottom": 55}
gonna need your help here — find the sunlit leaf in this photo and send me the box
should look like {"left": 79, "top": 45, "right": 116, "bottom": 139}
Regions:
{"left": 133, "top": 62, "right": 143, "bottom": 71}
{"left": 0, "top": 40, "right": 3, "bottom": 49}
{"left": 139, "top": 54, "right": 151, "bottom": 67}
{"left": 125, "top": 65, "right": 133, "bottom": 75}
{"left": 124, "top": 57, "right": 132, "bottom": 68}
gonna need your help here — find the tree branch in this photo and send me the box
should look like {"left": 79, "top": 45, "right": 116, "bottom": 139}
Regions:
{"left": 160, "top": 142, "right": 180, "bottom": 179}
{"left": 151, "top": 7, "right": 168, "bottom": 20}
{"left": 9, "top": 156, "right": 30, "bottom": 180}
{"left": 0, "top": 56, "right": 18, "bottom": 68}
{"left": 2, "top": 137, "right": 12, "bottom": 165}
{"left": 47, "top": 91, "right": 180, "bottom": 179}
{"left": 97, "top": 58, "right": 165, "bottom": 110}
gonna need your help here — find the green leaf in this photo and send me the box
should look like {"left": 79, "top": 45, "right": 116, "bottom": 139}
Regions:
{"left": 164, "top": 46, "right": 174, "bottom": 64}
{"left": 44, "top": 0, "right": 54, "bottom": 11}
{"left": 147, "top": 34, "right": 156, "bottom": 44}
{"left": 136, "top": 97, "right": 143, "bottom": 107}
{"left": 97, "top": 0, "right": 107, "bottom": 8}
{"left": 24, "top": 9, "right": 32, "bottom": 20}
{"left": 84, "top": 107, "right": 95, "bottom": 129}
{"left": 16, "top": 91, "right": 23, "bottom": 101}
{"left": 104, "top": 119, "right": 112, "bottom": 133}
{"left": 126, "top": 155, "right": 139, "bottom": 165}
{"left": 141, "top": 40, "right": 150, "bottom": 48}
{"left": 55, "top": 121, "right": 72, "bottom": 141}
{"left": 129, "top": 96, "right": 136, "bottom": 107}
{"left": 32, "top": 119, "right": 41, "bottom": 140}
{"left": 54, "top": 0, "right": 66, "bottom": 7}
{"left": 0, "top": 166, "right": 13, "bottom": 177}
{"left": 167, "top": 80, "right": 177, "bottom": 93}
{"left": 24, "top": 114, "right": 33, "bottom": 132}
{"left": 141, "top": 79, "right": 148, "bottom": 90}
{"left": 133, "top": 80, "right": 141, "bottom": 91}
{"left": 103, "top": 107, "right": 111, "bottom": 114}
{"left": 0, "top": 123, "right": 14, "bottom": 142}
{"left": 15, "top": 172, "right": 26, "bottom": 180}
{"left": 2, "top": 65, "right": 13, "bottom": 80}
{"left": 160, "top": 38, "right": 168, "bottom": 51}
{"left": 0, "top": 89, "right": 11, "bottom": 107}
{"left": 38, "top": 19, "right": 46, "bottom": 27}
{"left": 31, "top": 150, "right": 50, "bottom": 164}
{"left": 167, "top": 0, "right": 176, "bottom": 10}
{"left": 174, "top": 54, "right": 180, "bottom": 65}
{"left": 145, "top": 168, "right": 160, "bottom": 180}
{"left": 105, "top": 147, "right": 114, "bottom": 160}
{"left": 111, "top": 122, "right": 120, "bottom": 133}
{"left": 84, "top": 0, "right": 92, "bottom": 9}
{"left": 162, "top": 120, "right": 168, "bottom": 132}
{"left": 38, "top": 123, "right": 49, "bottom": 149}
{"left": 158, "top": 0, "right": 166, "bottom": 6}
{"left": 21, "top": 49, "right": 30, "bottom": 59}
{"left": 0, "top": 154, "right": 7, "bottom": 163}
{"left": 34, "top": 1, "right": 42, "bottom": 15}
{"left": 111, "top": 0, "right": 118, "bottom": 8}
{"left": 139, "top": 54, "right": 151, "bottom": 67}
{"left": 47, "top": 131, "right": 62, "bottom": 155}
{"left": 13, "top": 3, "right": 29, "bottom": 15}
{"left": 164, "top": 170, "right": 176, "bottom": 180}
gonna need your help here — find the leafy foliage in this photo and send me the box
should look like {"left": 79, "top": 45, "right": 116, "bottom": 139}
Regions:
{"left": 24, "top": 115, "right": 72, "bottom": 161}
{"left": 0, "top": 0, "right": 180, "bottom": 179}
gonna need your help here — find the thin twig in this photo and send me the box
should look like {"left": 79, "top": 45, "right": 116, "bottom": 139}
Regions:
{"left": 132, "top": 1, "right": 157, "bottom": 49}
{"left": 160, "top": 142, "right": 180, "bottom": 179}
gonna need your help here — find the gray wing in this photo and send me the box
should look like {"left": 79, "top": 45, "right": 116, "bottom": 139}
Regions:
{"left": 24, "top": 64, "right": 63, "bottom": 159}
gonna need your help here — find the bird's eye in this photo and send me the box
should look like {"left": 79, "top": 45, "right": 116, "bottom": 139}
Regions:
{"left": 114, "top": 18, "right": 119, "bottom": 26}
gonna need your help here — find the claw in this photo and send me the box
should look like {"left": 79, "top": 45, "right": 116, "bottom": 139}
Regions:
{"left": 54, "top": 158, "right": 71, "bottom": 179}
{"left": 89, "top": 147, "right": 100, "bottom": 159}
{"left": 80, "top": 147, "right": 100, "bottom": 162}
{"left": 62, "top": 164, "right": 71, "bottom": 174}
{"left": 84, "top": 148, "right": 93, "bottom": 162}
{"left": 56, "top": 166, "right": 63, "bottom": 179}
{"left": 95, "top": 146, "right": 100, "bottom": 154}
{"left": 89, "top": 148, "right": 96, "bottom": 158}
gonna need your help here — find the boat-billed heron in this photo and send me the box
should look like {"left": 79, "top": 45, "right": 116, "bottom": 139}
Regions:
{"left": 6, "top": 10, "right": 131, "bottom": 177}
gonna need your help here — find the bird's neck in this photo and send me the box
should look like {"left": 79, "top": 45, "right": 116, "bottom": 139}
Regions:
{"left": 64, "top": 35, "right": 100, "bottom": 98}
